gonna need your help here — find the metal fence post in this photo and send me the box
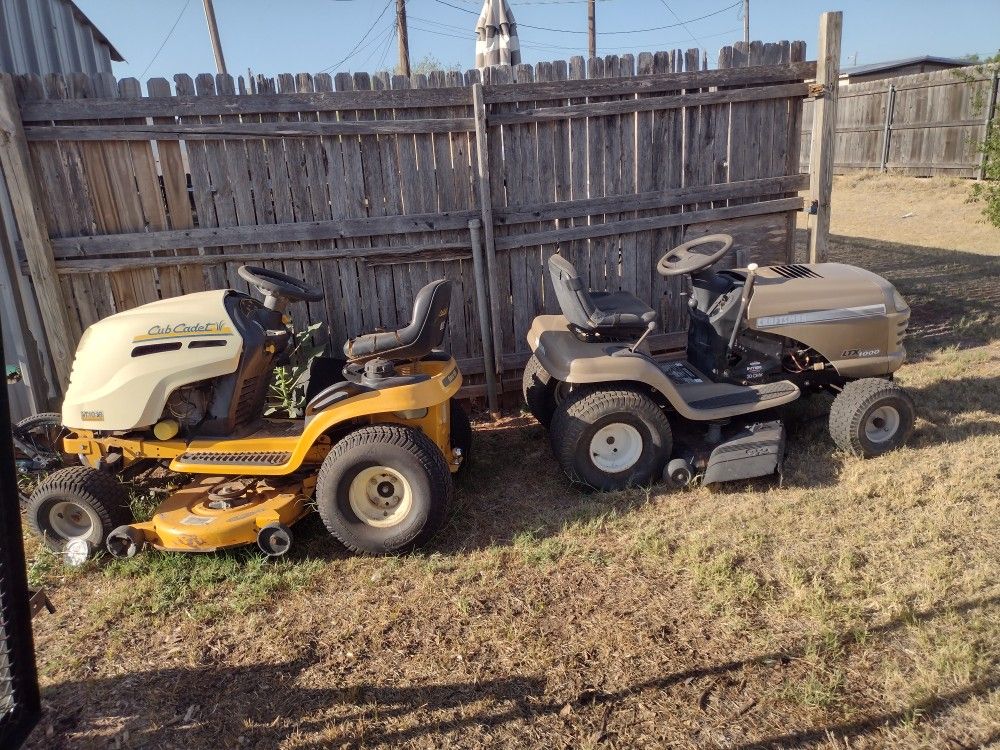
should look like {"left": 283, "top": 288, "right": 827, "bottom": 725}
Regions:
{"left": 880, "top": 83, "right": 895, "bottom": 172}
{"left": 467, "top": 219, "right": 499, "bottom": 415}
{"left": 979, "top": 70, "right": 999, "bottom": 181}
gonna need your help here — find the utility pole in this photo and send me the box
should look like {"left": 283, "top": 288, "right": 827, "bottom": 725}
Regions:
{"left": 743, "top": 0, "right": 749, "bottom": 51}
{"left": 588, "top": 0, "right": 596, "bottom": 59}
{"left": 396, "top": 0, "right": 411, "bottom": 77}
{"left": 201, "top": 0, "right": 227, "bottom": 75}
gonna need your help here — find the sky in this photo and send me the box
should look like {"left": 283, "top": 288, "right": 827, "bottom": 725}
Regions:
{"left": 79, "top": 0, "right": 1000, "bottom": 83}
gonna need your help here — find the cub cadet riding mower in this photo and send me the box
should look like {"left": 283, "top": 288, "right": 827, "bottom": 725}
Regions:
{"left": 27, "top": 266, "right": 468, "bottom": 561}
{"left": 524, "top": 234, "right": 915, "bottom": 490}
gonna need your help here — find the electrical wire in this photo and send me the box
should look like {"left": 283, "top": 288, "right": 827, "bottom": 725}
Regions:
{"left": 138, "top": 0, "right": 192, "bottom": 80}
{"left": 432, "top": 0, "right": 740, "bottom": 35}
{"left": 656, "top": 0, "right": 704, "bottom": 49}
{"left": 320, "top": 0, "right": 395, "bottom": 73}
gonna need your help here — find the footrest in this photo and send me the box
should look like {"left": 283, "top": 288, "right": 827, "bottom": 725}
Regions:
{"left": 689, "top": 380, "right": 798, "bottom": 411}
{"left": 176, "top": 451, "right": 291, "bottom": 467}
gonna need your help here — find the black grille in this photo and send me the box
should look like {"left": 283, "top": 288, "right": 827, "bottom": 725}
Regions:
{"left": 233, "top": 376, "right": 260, "bottom": 425}
{"left": 178, "top": 450, "right": 291, "bottom": 466}
{"left": 770, "top": 264, "right": 823, "bottom": 279}
{"left": 0, "top": 327, "right": 42, "bottom": 746}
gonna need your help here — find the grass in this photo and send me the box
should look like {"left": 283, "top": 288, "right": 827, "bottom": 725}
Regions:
{"left": 21, "top": 176, "right": 1000, "bottom": 749}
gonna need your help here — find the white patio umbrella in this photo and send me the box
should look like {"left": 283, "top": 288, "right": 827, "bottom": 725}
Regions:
{"left": 475, "top": 0, "right": 521, "bottom": 68}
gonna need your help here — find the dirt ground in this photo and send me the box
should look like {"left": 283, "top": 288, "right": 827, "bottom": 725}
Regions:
{"left": 22, "top": 175, "right": 1000, "bottom": 749}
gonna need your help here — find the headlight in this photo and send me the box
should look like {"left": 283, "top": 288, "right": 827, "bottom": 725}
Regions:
{"left": 891, "top": 288, "right": 909, "bottom": 312}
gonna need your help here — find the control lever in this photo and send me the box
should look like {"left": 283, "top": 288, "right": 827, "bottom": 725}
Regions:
{"left": 612, "top": 320, "right": 658, "bottom": 356}
{"left": 727, "top": 262, "right": 758, "bottom": 355}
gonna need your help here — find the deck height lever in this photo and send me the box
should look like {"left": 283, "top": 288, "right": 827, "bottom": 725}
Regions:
{"left": 727, "top": 262, "right": 759, "bottom": 356}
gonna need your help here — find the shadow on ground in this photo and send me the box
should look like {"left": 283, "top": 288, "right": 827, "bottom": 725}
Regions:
{"left": 32, "top": 596, "right": 1000, "bottom": 749}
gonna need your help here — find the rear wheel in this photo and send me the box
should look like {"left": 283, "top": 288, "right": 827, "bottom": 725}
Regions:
{"left": 550, "top": 387, "right": 673, "bottom": 491}
{"left": 13, "top": 412, "right": 76, "bottom": 506}
{"left": 523, "top": 354, "right": 562, "bottom": 428}
{"left": 27, "top": 467, "right": 132, "bottom": 557}
{"left": 315, "top": 425, "right": 452, "bottom": 554}
{"left": 829, "top": 378, "right": 915, "bottom": 457}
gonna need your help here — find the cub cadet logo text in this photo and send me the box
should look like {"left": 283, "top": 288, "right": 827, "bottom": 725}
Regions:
{"left": 133, "top": 321, "right": 233, "bottom": 343}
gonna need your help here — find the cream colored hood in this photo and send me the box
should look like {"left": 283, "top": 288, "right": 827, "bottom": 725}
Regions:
{"left": 62, "top": 291, "right": 243, "bottom": 431}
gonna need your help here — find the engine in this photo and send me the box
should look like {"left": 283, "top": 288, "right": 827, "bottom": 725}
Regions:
{"left": 164, "top": 383, "right": 213, "bottom": 428}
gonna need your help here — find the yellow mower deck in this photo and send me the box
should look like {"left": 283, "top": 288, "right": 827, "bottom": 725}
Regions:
{"left": 129, "top": 476, "right": 312, "bottom": 553}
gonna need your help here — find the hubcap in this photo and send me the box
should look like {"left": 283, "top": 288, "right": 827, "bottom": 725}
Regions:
{"left": 49, "top": 500, "right": 97, "bottom": 541}
{"left": 589, "top": 422, "right": 644, "bottom": 473}
{"left": 348, "top": 466, "right": 413, "bottom": 527}
{"left": 864, "top": 405, "right": 901, "bottom": 444}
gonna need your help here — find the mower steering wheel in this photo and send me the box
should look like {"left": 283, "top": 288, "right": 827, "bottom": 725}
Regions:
{"left": 238, "top": 265, "right": 323, "bottom": 308}
{"left": 656, "top": 234, "right": 734, "bottom": 277}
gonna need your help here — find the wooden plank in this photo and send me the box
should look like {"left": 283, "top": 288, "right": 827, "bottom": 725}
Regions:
{"left": 547, "top": 58, "right": 571, "bottom": 314}
{"left": 482, "top": 61, "right": 818, "bottom": 103}
{"left": 633, "top": 52, "right": 655, "bottom": 306}
{"left": 494, "top": 197, "right": 803, "bottom": 250}
{"left": 24, "top": 117, "right": 477, "bottom": 141}
{"left": 489, "top": 82, "right": 810, "bottom": 125}
{"left": 807, "top": 12, "right": 842, "bottom": 263}
{"left": 508, "top": 62, "right": 536, "bottom": 367}
{"left": 618, "top": 54, "right": 638, "bottom": 297}
{"left": 52, "top": 241, "right": 472, "bottom": 273}
{"left": 586, "top": 55, "right": 606, "bottom": 290}
{"left": 0, "top": 73, "right": 75, "bottom": 385}
{"left": 566, "top": 56, "right": 589, "bottom": 287}
{"left": 18, "top": 87, "right": 473, "bottom": 120}
{"left": 147, "top": 77, "right": 206, "bottom": 294}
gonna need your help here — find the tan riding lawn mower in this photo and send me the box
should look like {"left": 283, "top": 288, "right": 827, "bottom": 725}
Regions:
{"left": 525, "top": 234, "right": 915, "bottom": 490}
{"left": 27, "top": 266, "right": 470, "bottom": 563}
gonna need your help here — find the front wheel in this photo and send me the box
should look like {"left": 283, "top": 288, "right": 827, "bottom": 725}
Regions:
{"left": 315, "top": 425, "right": 453, "bottom": 554}
{"left": 829, "top": 378, "right": 915, "bottom": 457}
{"left": 550, "top": 387, "right": 673, "bottom": 491}
{"left": 27, "top": 467, "right": 132, "bottom": 557}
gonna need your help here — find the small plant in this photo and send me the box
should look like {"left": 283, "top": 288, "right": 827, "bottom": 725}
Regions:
{"left": 266, "top": 322, "right": 325, "bottom": 418}
{"left": 955, "top": 52, "right": 1000, "bottom": 226}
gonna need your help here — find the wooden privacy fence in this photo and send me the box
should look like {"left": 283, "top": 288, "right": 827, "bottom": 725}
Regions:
{"left": 0, "top": 28, "right": 839, "bottom": 407}
{"left": 801, "top": 65, "right": 1000, "bottom": 177}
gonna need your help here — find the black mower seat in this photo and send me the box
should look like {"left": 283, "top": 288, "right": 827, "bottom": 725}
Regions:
{"left": 344, "top": 278, "right": 452, "bottom": 363}
{"left": 548, "top": 254, "right": 657, "bottom": 336}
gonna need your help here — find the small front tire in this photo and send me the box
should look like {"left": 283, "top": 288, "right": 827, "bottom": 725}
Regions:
{"left": 27, "top": 467, "right": 132, "bottom": 556}
{"left": 550, "top": 387, "right": 673, "bottom": 491}
{"left": 315, "top": 425, "right": 452, "bottom": 554}
{"left": 829, "top": 378, "right": 915, "bottom": 457}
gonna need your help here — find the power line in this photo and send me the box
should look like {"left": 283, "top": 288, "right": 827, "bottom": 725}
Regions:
{"left": 138, "top": 0, "right": 193, "bottom": 80}
{"left": 656, "top": 0, "right": 703, "bottom": 49}
{"left": 432, "top": 0, "right": 740, "bottom": 35}
{"left": 320, "top": 0, "right": 395, "bottom": 73}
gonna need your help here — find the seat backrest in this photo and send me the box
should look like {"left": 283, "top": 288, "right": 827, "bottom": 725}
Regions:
{"left": 404, "top": 278, "right": 452, "bottom": 353}
{"left": 548, "top": 254, "right": 597, "bottom": 330}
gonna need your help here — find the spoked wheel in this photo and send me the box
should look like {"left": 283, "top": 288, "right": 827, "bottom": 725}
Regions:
{"left": 27, "top": 467, "right": 133, "bottom": 562}
{"left": 315, "top": 425, "right": 452, "bottom": 554}
{"left": 13, "top": 412, "right": 77, "bottom": 506}
{"left": 550, "top": 387, "right": 673, "bottom": 491}
{"left": 829, "top": 378, "right": 916, "bottom": 457}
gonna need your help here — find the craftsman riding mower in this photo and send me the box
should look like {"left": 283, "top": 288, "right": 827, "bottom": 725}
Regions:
{"left": 27, "top": 266, "right": 469, "bottom": 561}
{"left": 524, "top": 234, "right": 915, "bottom": 490}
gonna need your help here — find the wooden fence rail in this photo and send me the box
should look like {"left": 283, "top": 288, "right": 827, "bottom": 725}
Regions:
{"left": 801, "top": 65, "right": 1000, "bottom": 177}
{"left": 0, "top": 24, "right": 842, "bottom": 406}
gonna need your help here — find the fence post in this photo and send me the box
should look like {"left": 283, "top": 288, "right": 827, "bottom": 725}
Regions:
{"left": 979, "top": 70, "right": 999, "bottom": 181}
{"left": 471, "top": 81, "right": 505, "bottom": 382}
{"left": 467, "top": 219, "right": 499, "bottom": 415}
{"left": 0, "top": 74, "right": 74, "bottom": 388}
{"left": 880, "top": 83, "right": 896, "bottom": 173}
{"left": 807, "top": 11, "right": 842, "bottom": 264}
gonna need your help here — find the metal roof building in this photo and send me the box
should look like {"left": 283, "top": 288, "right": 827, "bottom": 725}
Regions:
{"left": 0, "top": 0, "right": 124, "bottom": 76}
{"left": 0, "top": 0, "right": 123, "bottom": 420}
{"left": 839, "top": 55, "right": 969, "bottom": 84}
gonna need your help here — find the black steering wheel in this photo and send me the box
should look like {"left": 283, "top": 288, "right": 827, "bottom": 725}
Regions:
{"left": 656, "top": 234, "right": 734, "bottom": 277}
{"left": 238, "top": 265, "right": 323, "bottom": 307}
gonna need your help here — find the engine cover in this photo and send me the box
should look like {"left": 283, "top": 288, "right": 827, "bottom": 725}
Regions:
{"left": 62, "top": 291, "right": 243, "bottom": 430}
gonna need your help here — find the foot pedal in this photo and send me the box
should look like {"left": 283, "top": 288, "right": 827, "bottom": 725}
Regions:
{"left": 702, "top": 421, "right": 785, "bottom": 486}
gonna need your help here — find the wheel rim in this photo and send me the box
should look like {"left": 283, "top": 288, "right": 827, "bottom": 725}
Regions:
{"left": 864, "top": 405, "right": 901, "bottom": 444}
{"left": 348, "top": 466, "right": 413, "bottom": 527}
{"left": 48, "top": 500, "right": 97, "bottom": 541}
{"left": 589, "top": 422, "right": 644, "bottom": 473}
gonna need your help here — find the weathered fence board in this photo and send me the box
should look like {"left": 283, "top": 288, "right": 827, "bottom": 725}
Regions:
{"left": 801, "top": 65, "right": 999, "bottom": 177}
{"left": 2, "top": 41, "right": 815, "bottom": 403}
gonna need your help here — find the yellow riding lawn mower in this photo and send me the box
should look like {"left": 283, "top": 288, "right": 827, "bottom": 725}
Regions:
{"left": 26, "top": 266, "right": 469, "bottom": 562}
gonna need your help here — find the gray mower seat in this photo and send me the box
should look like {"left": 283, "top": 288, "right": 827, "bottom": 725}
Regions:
{"left": 548, "top": 254, "right": 657, "bottom": 337}
{"left": 344, "top": 279, "right": 452, "bottom": 363}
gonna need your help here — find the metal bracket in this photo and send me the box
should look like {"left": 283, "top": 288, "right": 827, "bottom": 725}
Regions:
{"left": 29, "top": 588, "right": 55, "bottom": 618}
